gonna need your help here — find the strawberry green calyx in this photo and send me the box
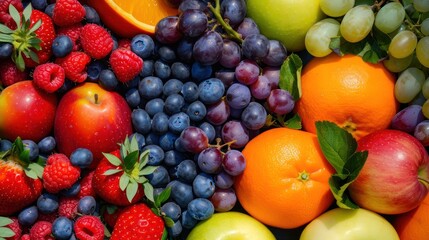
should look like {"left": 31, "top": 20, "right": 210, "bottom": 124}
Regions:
{"left": 0, "top": 4, "right": 42, "bottom": 71}
{"left": 0, "top": 137, "right": 44, "bottom": 179}
{"left": 0, "top": 217, "right": 15, "bottom": 239}
{"left": 102, "top": 136, "right": 158, "bottom": 204}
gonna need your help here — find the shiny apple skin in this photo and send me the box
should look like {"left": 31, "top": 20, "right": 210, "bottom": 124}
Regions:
{"left": 54, "top": 82, "right": 133, "bottom": 168}
{"left": 349, "top": 129, "right": 429, "bottom": 215}
{"left": 0, "top": 81, "right": 58, "bottom": 142}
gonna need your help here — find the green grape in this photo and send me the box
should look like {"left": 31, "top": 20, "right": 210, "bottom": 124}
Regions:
{"left": 320, "top": 0, "right": 355, "bottom": 17}
{"left": 388, "top": 30, "right": 418, "bottom": 59}
{"left": 340, "top": 5, "right": 375, "bottom": 43}
{"left": 305, "top": 18, "right": 340, "bottom": 57}
{"left": 421, "top": 77, "right": 429, "bottom": 99}
{"left": 375, "top": 2, "right": 406, "bottom": 34}
{"left": 416, "top": 36, "right": 429, "bottom": 68}
{"left": 413, "top": 0, "right": 429, "bottom": 13}
{"left": 383, "top": 53, "right": 413, "bottom": 73}
{"left": 394, "top": 67, "right": 426, "bottom": 103}
{"left": 422, "top": 99, "right": 429, "bottom": 119}
{"left": 421, "top": 18, "right": 429, "bottom": 36}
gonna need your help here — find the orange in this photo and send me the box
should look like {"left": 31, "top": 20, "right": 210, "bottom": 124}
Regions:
{"left": 234, "top": 127, "right": 335, "bottom": 229}
{"left": 87, "top": 0, "right": 178, "bottom": 37}
{"left": 392, "top": 193, "right": 429, "bottom": 240}
{"left": 296, "top": 53, "right": 398, "bottom": 140}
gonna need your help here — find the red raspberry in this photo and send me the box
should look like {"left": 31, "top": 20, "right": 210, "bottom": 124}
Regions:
{"left": 29, "top": 221, "right": 54, "bottom": 240}
{"left": 58, "top": 196, "right": 79, "bottom": 219}
{"left": 78, "top": 170, "right": 96, "bottom": 199}
{"left": 6, "top": 217, "right": 22, "bottom": 240}
{"left": 80, "top": 24, "right": 114, "bottom": 60}
{"left": 74, "top": 216, "right": 104, "bottom": 240}
{"left": 0, "top": 60, "right": 28, "bottom": 87}
{"left": 20, "top": 234, "right": 30, "bottom": 240}
{"left": 52, "top": 0, "right": 85, "bottom": 27}
{"left": 109, "top": 48, "right": 143, "bottom": 83}
{"left": 38, "top": 213, "right": 57, "bottom": 223}
{"left": 57, "top": 24, "right": 83, "bottom": 51}
{"left": 33, "top": 63, "right": 65, "bottom": 93}
{"left": 56, "top": 51, "right": 91, "bottom": 83}
{"left": 118, "top": 39, "right": 131, "bottom": 50}
{"left": 0, "top": 0, "right": 23, "bottom": 29}
{"left": 43, "top": 153, "right": 81, "bottom": 193}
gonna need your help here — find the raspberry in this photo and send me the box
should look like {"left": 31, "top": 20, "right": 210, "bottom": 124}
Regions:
{"left": 29, "top": 221, "right": 54, "bottom": 240}
{"left": 52, "top": 0, "right": 85, "bottom": 27}
{"left": 6, "top": 217, "right": 22, "bottom": 240}
{"left": 20, "top": 234, "right": 30, "bottom": 240}
{"left": 33, "top": 63, "right": 65, "bottom": 93}
{"left": 0, "top": 0, "right": 23, "bottom": 29}
{"left": 58, "top": 197, "right": 79, "bottom": 219}
{"left": 74, "top": 216, "right": 104, "bottom": 240}
{"left": 55, "top": 51, "right": 91, "bottom": 83}
{"left": 109, "top": 48, "right": 143, "bottom": 83}
{"left": 57, "top": 24, "right": 83, "bottom": 51}
{"left": 78, "top": 170, "right": 96, "bottom": 199}
{"left": 0, "top": 60, "right": 27, "bottom": 87}
{"left": 80, "top": 24, "right": 114, "bottom": 59}
{"left": 38, "top": 213, "right": 57, "bottom": 223}
{"left": 43, "top": 153, "right": 81, "bottom": 193}
{"left": 118, "top": 39, "right": 131, "bottom": 50}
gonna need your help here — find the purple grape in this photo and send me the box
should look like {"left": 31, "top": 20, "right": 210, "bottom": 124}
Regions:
{"left": 235, "top": 59, "right": 260, "bottom": 85}
{"left": 225, "top": 83, "right": 251, "bottom": 109}
{"left": 197, "top": 147, "right": 223, "bottom": 174}
{"left": 178, "top": 126, "right": 209, "bottom": 153}
{"left": 250, "top": 75, "right": 271, "bottom": 100}
{"left": 241, "top": 102, "right": 267, "bottom": 130}
{"left": 263, "top": 67, "right": 280, "bottom": 90}
{"left": 236, "top": 17, "right": 260, "bottom": 39}
{"left": 221, "top": 120, "right": 249, "bottom": 148}
{"left": 220, "top": 0, "right": 247, "bottom": 27}
{"left": 164, "top": 0, "right": 183, "bottom": 8}
{"left": 215, "top": 69, "right": 235, "bottom": 88}
{"left": 178, "top": 9, "right": 208, "bottom": 38}
{"left": 210, "top": 187, "right": 237, "bottom": 212}
{"left": 262, "top": 40, "right": 288, "bottom": 67}
{"left": 222, "top": 149, "right": 246, "bottom": 176}
{"left": 242, "top": 33, "right": 269, "bottom": 60}
{"left": 193, "top": 30, "right": 223, "bottom": 65}
{"left": 414, "top": 120, "right": 429, "bottom": 146}
{"left": 205, "top": 99, "right": 231, "bottom": 126}
{"left": 266, "top": 89, "right": 295, "bottom": 115}
{"left": 179, "top": 0, "right": 208, "bottom": 13}
{"left": 220, "top": 39, "right": 241, "bottom": 69}
{"left": 391, "top": 105, "right": 425, "bottom": 133}
{"left": 229, "top": 107, "right": 243, "bottom": 119}
{"left": 214, "top": 171, "right": 234, "bottom": 189}
{"left": 155, "top": 16, "right": 183, "bottom": 44}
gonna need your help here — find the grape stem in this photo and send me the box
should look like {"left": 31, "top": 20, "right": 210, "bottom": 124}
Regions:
{"left": 210, "top": 138, "right": 238, "bottom": 153}
{"left": 371, "top": 0, "right": 387, "bottom": 11}
{"left": 404, "top": 12, "right": 425, "bottom": 38}
{"left": 207, "top": 0, "right": 243, "bottom": 44}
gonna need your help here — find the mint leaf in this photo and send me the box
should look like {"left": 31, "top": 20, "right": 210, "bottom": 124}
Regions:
{"left": 283, "top": 114, "right": 302, "bottom": 130}
{"left": 279, "top": 53, "right": 302, "bottom": 100}
{"left": 329, "top": 176, "right": 360, "bottom": 209}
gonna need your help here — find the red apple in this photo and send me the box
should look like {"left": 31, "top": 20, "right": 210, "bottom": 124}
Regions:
{"left": 0, "top": 81, "right": 58, "bottom": 142}
{"left": 349, "top": 129, "right": 429, "bottom": 215}
{"left": 54, "top": 82, "right": 133, "bottom": 168}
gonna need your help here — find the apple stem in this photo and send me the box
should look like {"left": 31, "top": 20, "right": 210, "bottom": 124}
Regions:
{"left": 418, "top": 176, "right": 429, "bottom": 187}
{"left": 94, "top": 94, "right": 98, "bottom": 104}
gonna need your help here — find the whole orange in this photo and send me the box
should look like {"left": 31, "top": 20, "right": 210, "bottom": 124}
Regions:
{"left": 234, "top": 127, "right": 335, "bottom": 229}
{"left": 393, "top": 193, "right": 429, "bottom": 240}
{"left": 296, "top": 54, "right": 398, "bottom": 140}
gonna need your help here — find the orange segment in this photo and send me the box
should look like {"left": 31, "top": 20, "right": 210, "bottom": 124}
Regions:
{"left": 87, "top": 0, "right": 178, "bottom": 37}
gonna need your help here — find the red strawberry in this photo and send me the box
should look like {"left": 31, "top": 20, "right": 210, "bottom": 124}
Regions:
{"left": 110, "top": 203, "right": 165, "bottom": 240}
{"left": 53, "top": 0, "right": 86, "bottom": 27}
{"left": 33, "top": 63, "right": 65, "bottom": 93}
{"left": 0, "top": 60, "right": 27, "bottom": 87}
{"left": 0, "top": 138, "right": 43, "bottom": 216}
{"left": 55, "top": 51, "right": 91, "bottom": 83}
{"left": 5, "top": 217, "right": 22, "bottom": 240}
{"left": 74, "top": 216, "right": 104, "bottom": 240}
{"left": 58, "top": 196, "right": 79, "bottom": 219}
{"left": 109, "top": 48, "right": 143, "bottom": 83}
{"left": 101, "top": 206, "right": 125, "bottom": 228}
{"left": 77, "top": 170, "right": 96, "bottom": 199}
{"left": 29, "top": 221, "right": 54, "bottom": 240}
{"left": 92, "top": 137, "right": 156, "bottom": 206}
{"left": 0, "top": 0, "right": 23, "bottom": 29}
{"left": 56, "top": 23, "right": 83, "bottom": 51}
{"left": 43, "top": 153, "right": 81, "bottom": 193}
{"left": 80, "top": 23, "right": 114, "bottom": 59}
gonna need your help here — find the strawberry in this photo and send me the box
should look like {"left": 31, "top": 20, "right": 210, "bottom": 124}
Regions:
{"left": 92, "top": 136, "right": 157, "bottom": 206}
{"left": 0, "top": 138, "right": 44, "bottom": 216}
{"left": 77, "top": 170, "right": 96, "bottom": 199}
{"left": 42, "top": 153, "right": 81, "bottom": 194}
{"left": 109, "top": 48, "right": 143, "bottom": 83}
{"left": 33, "top": 63, "right": 65, "bottom": 93}
{"left": 80, "top": 23, "right": 114, "bottom": 59}
{"left": 73, "top": 216, "right": 104, "bottom": 240}
{"left": 58, "top": 196, "right": 79, "bottom": 219}
{"left": 0, "top": 5, "right": 55, "bottom": 71}
{"left": 29, "top": 221, "right": 54, "bottom": 240}
{"left": 52, "top": 0, "right": 86, "bottom": 27}
{"left": 0, "top": 0, "right": 23, "bottom": 29}
{"left": 55, "top": 51, "right": 91, "bottom": 83}
{"left": 56, "top": 23, "right": 83, "bottom": 51}
{"left": 101, "top": 205, "right": 125, "bottom": 228}
{"left": 0, "top": 60, "right": 27, "bottom": 87}
{"left": 110, "top": 203, "right": 165, "bottom": 240}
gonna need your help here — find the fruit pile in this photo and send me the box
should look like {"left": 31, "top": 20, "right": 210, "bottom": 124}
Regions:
{"left": 0, "top": 0, "right": 428, "bottom": 240}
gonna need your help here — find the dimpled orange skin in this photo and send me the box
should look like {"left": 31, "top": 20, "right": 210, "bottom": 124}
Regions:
{"left": 235, "top": 127, "right": 335, "bottom": 229}
{"left": 296, "top": 54, "right": 399, "bottom": 140}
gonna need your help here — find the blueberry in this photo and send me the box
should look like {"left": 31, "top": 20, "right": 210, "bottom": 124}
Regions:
{"left": 186, "top": 101, "right": 206, "bottom": 122}
{"left": 131, "top": 34, "right": 155, "bottom": 59}
{"left": 163, "top": 150, "right": 186, "bottom": 167}
{"left": 52, "top": 216, "right": 74, "bottom": 240}
{"left": 167, "top": 220, "right": 183, "bottom": 237}
{"left": 87, "top": 60, "right": 107, "bottom": 81}
{"left": 151, "top": 112, "right": 169, "bottom": 135}
{"left": 159, "top": 132, "right": 179, "bottom": 151}
{"left": 22, "top": 139, "right": 39, "bottom": 161}
{"left": 31, "top": 0, "right": 47, "bottom": 10}
{"left": 0, "top": 43, "right": 13, "bottom": 58}
{"left": 83, "top": 5, "right": 100, "bottom": 24}
{"left": 158, "top": 46, "right": 177, "bottom": 63}
{"left": 145, "top": 98, "right": 165, "bottom": 117}
{"left": 142, "top": 144, "right": 165, "bottom": 166}
{"left": 181, "top": 82, "right": 199, "bottom": 102}
{"left": 171, "top": 62, "right": 190, "bottom": 81}
{"left": 174, "top": 159, "right": 197, "bottom": 183}
{"left": 132, "top": 109, "right": 152, "bottom": 135}
{"left": 161, "top": 201, "right": 182, "bottom": 221}
{"left": 198, "top": 78, "right": 225, "bottom": 104}
{"left": 169, "top": 180, "right": 194, "bottom": 208}
{"left": 128, "top": 132, "right": 146, "bottom": 151}
{"left": 61, "top": 181, "right": 81, "bottom": 197}
{"left": 191, "top": 61, "right": 212, "bottom": 82}
{"left": 57, "top": 79, "right": 75, "bottom": 95}
{"left": 0, "top": 139, "right": 13, "bottom": 152}
{"left": 192, "top": 173, "right": 215, "bottom": 198}
{"left": 37, "top": 193, "right": 59, "bottom": 214}
{"left": 52, "top": 35, "right": 73, "bottom": 58}
{"left": 163, "top": 79, "right": 183, "bottom": 96}
{"left": 139, "top": 76, "right": 163, "bottom": 100}
{"left": 154, "top": 60, "right": 171, "bottom": 80}
{"left": 99, "top": 69, "right": 118, "bottom": 90}
{"left": 164, "top": 94, "right": 185, "bottom": 115}
{"left": 140, "top": 59, "right": 154, "bottom": 77}
{"left": 168, "top": 112, "right": 190, "bottom": 134}
{"left": 37, "top": 136, "right": 56, "bottom": 154}
{"left": 70, "top": 148, "right": 93, "bottom": 168}
{"left": 44, "top": 3, "right": 55, "bottom": 17}
{"left": 147, "top": 166, "right": 170, "bottom": 187}
{"left": 176, "top": 38, "right": 194, "bottom": 63}
{"left": 18, "top": 205, "right": 39, "bottom": 226}
{"left": 145, "top": 132, "right": 160, "bottom": 146}
{"left": 124, "top": 88, "right": 141, "bottom": 109}
{"left": 199, "top": 122, "right": 216, "bottom": 143}
{"left": 187, "top": 198, "right": 214, "bottom": 220}
{"left": 181, "top": 210, "right": 198, "bottom": 229}
{"left": 77, "top": 196, "right": 97, "bottom": 215}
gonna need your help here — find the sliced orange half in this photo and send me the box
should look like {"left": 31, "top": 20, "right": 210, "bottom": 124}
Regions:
{"left": 87, "top": 0, "right": 178, "bottom": 37}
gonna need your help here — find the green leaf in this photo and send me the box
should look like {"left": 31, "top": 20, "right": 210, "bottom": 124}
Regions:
{"left": 0, "top": 34, "right": 13, "bottom": 43}
{"left": 103, "top": 169, "right": 122, "bottom": 176}
{"left": 143, "top": 182, "right": 155, "bottom": 203}
{"left": 0, "top": 24, "right": 13, "bottom": 34}
{"left": 329, "top": 36, "right": 342, "bottom": 56}
{"left": 123, "top": 150, "right": 139, "bottom": 171}
{"left": 126, "top": 179, "right": 138, "bottom": 203}
{"left": 329, "top": 175, "right": 360, "bottom": 209}
{"left": 24, "top": 168, "right": 38, "bottom": 179}
{"left": 343, "top": 151, "right": 368, "bottom": 180}
{"left": 362, "top": 49, "right": 381, "bottom": 64}
{"left": 19, "top": 149, "right": 30, "bottom": 164}
{"left": 104, "top": 224, "right": 111, "bottom": 238}
{"left": 0, "top": 217, "right": 13, "bottom": 227}
{"left": 315, "top": 121, "right": 357, "bottom": 174}
{"left": 163, "top": 216, "right": 175, "bottom": 228}
{"left": 155, "top": 187, "right": 171, "bottom": 208}
{"left": 283, "top": 114, "right": 302, "bottom": 130}
{"left": 278, "top": 53, "right": 303, "bottom": 100}
{"left": 105, "top": 205, "right": 117, "bottom": 215}
{"left": 139, "top": 150, "right": 150, "bottom": 170}
{"left": 28, "top": 20, "right": 42, "bottom": 34}
{"left": 22, "top": 4, "right": 33, "bottom": 22}
{"left": 103, "top": 153, "right": 122, "bottom": 166}
{"left": 14, "top": 53, "right": 25, "bottom": 72}
{"left": 161, "top": 229, "right": 168, "bottom": 240}
{"left": 119, "top": 174, "right": 130, "bottom": 191}
{"left": 129, "top": 135, "right": 139, "bottom": 152}
{"left": 140, "top": 166, "right": 158, "bottom": 176}
{"left": 354, "top": 0, "right": 374, "bottom": 6}
{"left": 27, "top": 162, "right": 44, "bottom": 178}
{"left": 0, "top": 227, "right": 15, "bottom": 238}
{"left": 8, "top": 5, "right": 21, "bottom": 27}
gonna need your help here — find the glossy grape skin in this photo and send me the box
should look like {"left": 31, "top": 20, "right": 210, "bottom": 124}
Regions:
{"left": 241, "top": 102, "right": 267, "bottom": 130}
{"left": 220, "top": 39, "right": 242, "bottom": 69}
{"left": 193, "top": 31, "right": 223, "bottom": 65}
{"left": 225, "top": 83, "right": 251, "bottom": 109}
{"left": 383, "top": 53, "right": 413, "bottom": 73}
{"left": 221, "top": 120, "right": 250, "bottom": 149}
{"left": 263, "top": 67, "right": 280, "bottom": 89}
{"left": 205, "top": 99, "right": 231, "bottom": 126}
{"left": 375, "top": 2, "right": 406, "bottom": 34}
{"left": 178, "top": 126, "right": 209, "bottom": 153}
{"left": 210, "top": 187, "right": 237, "bottom": 212}
{"left": 319, "top": 0, "right": 354, "bottom": 17}
{"left": 197, "top": 147, "right": 223, "bottom": 174}
{"left": 305, "top": 18, "right": 340, "bottom": 57}
{"left": 187, "top": 198, "right": 214, "bottom": 220}
{"left": 388, "top": 30, "right": 417, "bottom": 59}
{"left": 416, "top": 36, "right": 429, "bottom": 68}
{"left": 235, "top": 59, "right": 260, "bottom": 85}
{"left": 242, "top": 33, "right": 270, "bottom": 59}
{"left": 199, "top": 122, "right": 216, "bottom": 143}
{"left": 394, "top": 67, "right": 425, "bottom": 103}
{"left": 236, "top": 17, "right": 260, "bottom": 39}
{"left": 413, "top": 0, "right": 429, "bottom": 13}
{"left": 215, "top": 69, "right": 236, "bottom": 88}
{"left": 266, "top": 89, "right": 295, "bottom": 115}
{"left": 340, "top": 5, "right": 375, "bottom": 43}
{"left": 214, "top": 171, "right": 234, "bottom": 189}
{"left": 155, "top": 16, "right": 183, "bottom": 44}
{"left": 391, "top": 105, "right": 425, "bottom": 133}
{"left": 179, "top": 0, "right": 208, "bottom": 13}
{"left": 262, "top": 40, "right": 287, "bottom": 67}
{"left": 178, "top": 9, "right": 208, "bottom": 38}
{"left": 414, "top": 120, "right": 429, "bottom": 146}
{"left": 421, "top": 18, "right": 429, "bottom": 36}
{"left": 250, "top": 75, "right": 271, "bottom": 100}
{"left": 220, "top": 0, "right": 247, "bottom": 27}
{"left": 222, "top": 149, "right": 246, "bottom": 176}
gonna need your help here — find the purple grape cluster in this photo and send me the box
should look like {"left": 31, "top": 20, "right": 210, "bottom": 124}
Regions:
{"left": 391, "top": 104, "right": 429, "bottom": 146}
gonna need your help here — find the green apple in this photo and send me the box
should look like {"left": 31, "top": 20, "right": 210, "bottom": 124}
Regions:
{"left": 186, "top": 212, "right": 276, "bottom": 240}
{"left": 246, "top": 0, "right": 325, "bottom": 52}
{"left": 300, "top": 208, "right": 400, "bottom": 240}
